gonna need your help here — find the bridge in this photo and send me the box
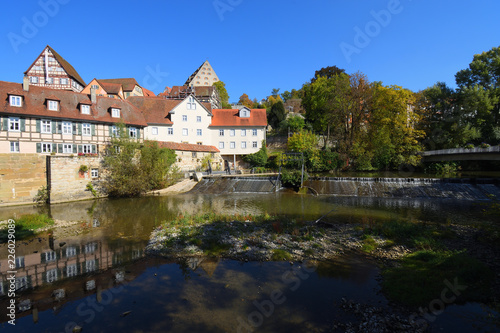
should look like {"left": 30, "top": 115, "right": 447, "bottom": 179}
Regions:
{"left": 420, "top": 146, "right": 500, "bottom": 162}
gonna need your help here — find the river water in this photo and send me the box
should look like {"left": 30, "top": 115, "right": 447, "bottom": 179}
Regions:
{"left": 0, "top": 192, "right": 499, "bottom": 332}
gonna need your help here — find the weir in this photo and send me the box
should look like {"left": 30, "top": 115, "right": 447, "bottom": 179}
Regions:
{"left": 189, "top": 176, "right": 279, "bottom": 194}
{"left": 305, "top": 177, "right": 500, "bottom": 200}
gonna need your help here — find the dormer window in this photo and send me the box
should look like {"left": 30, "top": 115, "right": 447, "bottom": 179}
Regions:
{"left": 91, "top": 84, "right": 99, "bottom": 89}
{"left": 240, "top": 108, "right": 250, "bottom": 118}
{"left": 81, "top": 104, "right": 90, "bottom": 114}
{"left": 111, "top": 108, "right": 120, "bottom": 118}
{"left": 9, "top": 95, "right": 22, "bottom": 107}
{"left": 48, "top": 100, "right": 59, "bottom": 111}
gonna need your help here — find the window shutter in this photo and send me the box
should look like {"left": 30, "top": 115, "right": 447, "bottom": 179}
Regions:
{"left": 36, "top": 143, "right": 41, "bottom": 153}
{"left": 58, "top": 144, "right": 63, "bottom": 153}
{"left": 52, "top": 143, "right": 57, "bottom": 152}
{"left": 91, "top": 145, "right": 96, "bottom": 154}
{"left": 91, "top": 124, "right": 95, "bottom": 136}
{"left": 109, "top": 126, "right": 112, "bottom": 137}
{"left": 52, "top": 121, "right": 57, "bottom": 134}
{"left": 73, "top": 123, "right": 77, "bottom": 133}
{"left": 78, "top": 145, "right": 82, "bottom": 154}
{"left": 78, "top": 123, "right": 82, "bottom": 135}
{"left": 73, "top": 145, "right": 77, "bottom": 153}
{"left": 36, "top": 119, "right": 41, "bottom": 132}
{"left": 3, "top": 118, "right": 7, "bottom": 131}
{"left": 57, "top": 121, "right": 62, "bottom": 134}
{"left": 20, "top": 118, "right": 25, "bottom": 132}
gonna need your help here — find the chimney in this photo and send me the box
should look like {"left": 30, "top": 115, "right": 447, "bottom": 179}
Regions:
{"left": 90, "top": 88, "right": 96, "bottom": 104}
{"left": 23, "top": 76, "right": 29, "bottom": 92}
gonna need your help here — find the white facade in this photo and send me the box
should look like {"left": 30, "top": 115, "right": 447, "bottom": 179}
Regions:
{"left": 210, "top": 127, "right": 265, "bottom": 155}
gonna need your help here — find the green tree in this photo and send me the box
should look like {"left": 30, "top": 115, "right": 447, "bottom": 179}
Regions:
{"left": 102, "top": 124, "right": 177, "bottom": 197}
{"left": 280, "top": 114, "right": 305, "bottom": 133}
{"left": 213, "top": 81, "right": 231, "bottom": 108}
{"left": 243, "top": 144, "right": 268, "bottom": 167}
{"left": 311, "top": 65, "right": 345, "bottom": 82}
{"left": 455, "top": 46, "right": 500, "bottom": 143}
{"left": 287, "top": 130, "right": 318, "bottom": 152}
{"left": 268, "top": 101, "right": 286, "bottom": 130}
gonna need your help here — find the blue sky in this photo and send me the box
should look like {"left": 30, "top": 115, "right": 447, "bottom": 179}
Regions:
{"left": 0, "top": 0, "right": 499, "bottom": 103}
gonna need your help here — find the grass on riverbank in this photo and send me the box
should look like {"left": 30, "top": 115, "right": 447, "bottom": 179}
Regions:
{"left": 0, "top": 214, "right": 54, "bottom": 242}
{"left": 382, "top": 250, "right": 494, "bottom": 306}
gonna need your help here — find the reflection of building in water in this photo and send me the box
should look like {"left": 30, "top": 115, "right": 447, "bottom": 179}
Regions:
{"left": 0, "top": 240, "right": 144, "bottom": 294}
{"left": 0, "top": 240, "right": 154, "bottom": 323}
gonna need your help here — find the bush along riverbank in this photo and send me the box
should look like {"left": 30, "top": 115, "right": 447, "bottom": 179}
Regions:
{"left": 146, "top": 212, "right": 500, "bottom": 325}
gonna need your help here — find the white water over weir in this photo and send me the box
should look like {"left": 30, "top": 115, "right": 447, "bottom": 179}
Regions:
{"left": 305, "top": 177, "right": 500, "bottom": 200}
{"left": 190, "top": 176, "right": 500, "bottom": 200}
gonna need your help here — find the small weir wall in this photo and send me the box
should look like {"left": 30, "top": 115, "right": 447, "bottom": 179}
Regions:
{"left": 305, "top": 177, "right": 500, "bottom": 200}
{"left": 190, "top": 176, "right": 500, "bottom": 200}
{"left": 190, "top": 176, "right": 278, "bottom": 194}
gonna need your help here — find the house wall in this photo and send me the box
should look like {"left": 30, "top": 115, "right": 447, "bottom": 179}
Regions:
{"left": 169, "top": 98, "right": 213, "bottom": 145}
{"left": 210, "top": 126, "right": 265, "bottom": 156}
{"left": 144, "top": 124, "right": 174, "bottom": 142}
{"left": 173, "top": 150, "right": 223, "bottom": 172}
{"left": 48, "top": 156, "right": 103, "bottom": 204}
{"left": 0, "top": 154, "right": 46, "bottom": 206}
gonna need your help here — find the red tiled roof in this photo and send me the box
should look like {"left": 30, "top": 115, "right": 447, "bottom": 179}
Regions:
{"left": 0, "top": 81, "right": 147, "bottom": 126}
{"left": 46, "top": 94, "right": 60, "bottom": 101}
{"left": 99, "top": 78, "right": 139, "bottom": 92}
{"left": 210, "top": 109, "right": 267, "bottom": 127}
{"left": 98, "top": 81, "right": 122, "bottom": 95}
{"left": 142, "top": 87, "right": 156, "bottom": 97}
{"left": 24, "top": 46, "right": 86, "bottom": 87}
{"left": 158, "top": 141, "right": 219, "bottom": 153}
{"left": 127, "top": 96, "right": 178, "bottom": 125}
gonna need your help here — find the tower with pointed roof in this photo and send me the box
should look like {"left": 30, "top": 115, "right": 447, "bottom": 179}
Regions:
{"left": 24, "top": 45, "right": 86, "bottom": 93}
{"left": 184, "top": 60, "right": 220, "bottom": 87}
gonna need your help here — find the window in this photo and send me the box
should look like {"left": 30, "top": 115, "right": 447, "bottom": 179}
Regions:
{"left": 129, "top": 127, "right": 137, "bottom": 138}
{"left": 240, "top": 109, "right": 250, "bottom": 118}
{"left": 152, "top": 127, "right": 158, "bottom": 135}
{"left": 62, "top": 121, "right": 72, "bottom": 134}
{"left": 41, "top": 120, "right": 51, "bottom": 133}
{"left": 91, "top": 168, "right": 98, "bottom": 178}
{"left": 219, "top": 142, "right": 224, "bottom": 149}
{"left": 82, "top": 123, "right": 91, "bottom": 136}
{"left": 30, "top": 76, "right": 38, "bottom": 84}
{"left": 45, "top": 251, "right": 56, "bottom": 262}
{"left": 111, "top": 125, "right": 119, "bottom": 137}
{"left": 85, "top": 259, "right": 97, "bottom": 272}
{"left": 48, "top": 100, "right": 59, "bottom": 111}
{"left": 230, "top": 142, "right": 235, "bottom": 149}
{"left": 192, "top": 152, "right": 197, "bottom": 158}
{"left": 219, "top": 129, "right": 224, "bottom": 136}
{"left": 16, "top": 276, "right": 28, "bottom": 291}
{"left": 41, "top": 143, "right": 52, "bottom": 153}
{"left": 66, "top": 264, "right": 78, "bottom": 277}
{"left": 46, "top": 269, "right": 58, "bottom": 283}
{"left": 241, "top": 129, "right": 246, "bottom": 136}
{"left": 82, "top": 144, "right": 92, "bottom": 154}
{"left": 187, "top": 96, "right": 197, "bottom": 110}
{"left": 167, "top": 127, "right": 173, "bottom": 135}
{"left": 60, "top": 78, "right": 68, "bottom": 85}
{"left": 9, "top": 117, "right": 20, "bottom": 131}
{"left": 182, "top": 128, "right": 188, "bottom": 136}
{"left": 66, "top": 247, "right": 77, "bottom": 257}
{"left": 84, "top": 242, "right": 97, "bottom": 254}
{"left": 252, "top": 129, "right": 258, "bottom": 136}
{"left": 197, "top": 116, "right": 201, "bottom": 122}
{"left": 197, "top": 142, "right": 202, "bottom": 145}
{"left": 197, "top": 129, "right": 202, "bottom": 136}
{"left": 111, "top": 108, "right": 120, "bottom": 118}
{"left": 182, "top": 115, "right": 188, "bottom": 122}
{"left": 46, "top": 77, "right": 53, "bottom": 84}
{"left": 62, "top": 144, "right": 73, "bottom": 154}
{"left": 230, "top": 129, "right": 235, "bottom": 137}
{"left": 81, "top": 104, "right": 90, "bottom": 114}
{"left": 91, "top": 84, "right": 99, "bottom": 89}
{"left": 16, "top": 256, "right": 24, "bottom": 268}
{"left": 72, "top": 81, "right": 80, "bottom": 89}
{"left": 10, "top": 141, "right": 19, "bottom": 153}
{"left": 9, "top": 95, "right": 22, "bottom": 107}
{"left": 241, "top": 141, "right": 247, "bottom": 149}
{"left": 252, "top": 141, "right": 258, "bottom": 148}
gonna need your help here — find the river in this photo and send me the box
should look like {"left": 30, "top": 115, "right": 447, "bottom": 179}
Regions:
{"left": 0, "top": 192, "right": 499, "bottom": 332}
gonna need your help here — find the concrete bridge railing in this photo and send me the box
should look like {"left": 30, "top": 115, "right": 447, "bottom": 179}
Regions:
{"left": 420, "top": 146, "right": 500, "bottom": 161}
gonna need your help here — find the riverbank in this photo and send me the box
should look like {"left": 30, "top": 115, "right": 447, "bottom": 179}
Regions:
{"left": 145, "top": 212, "right": 500, "bottom": 330}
